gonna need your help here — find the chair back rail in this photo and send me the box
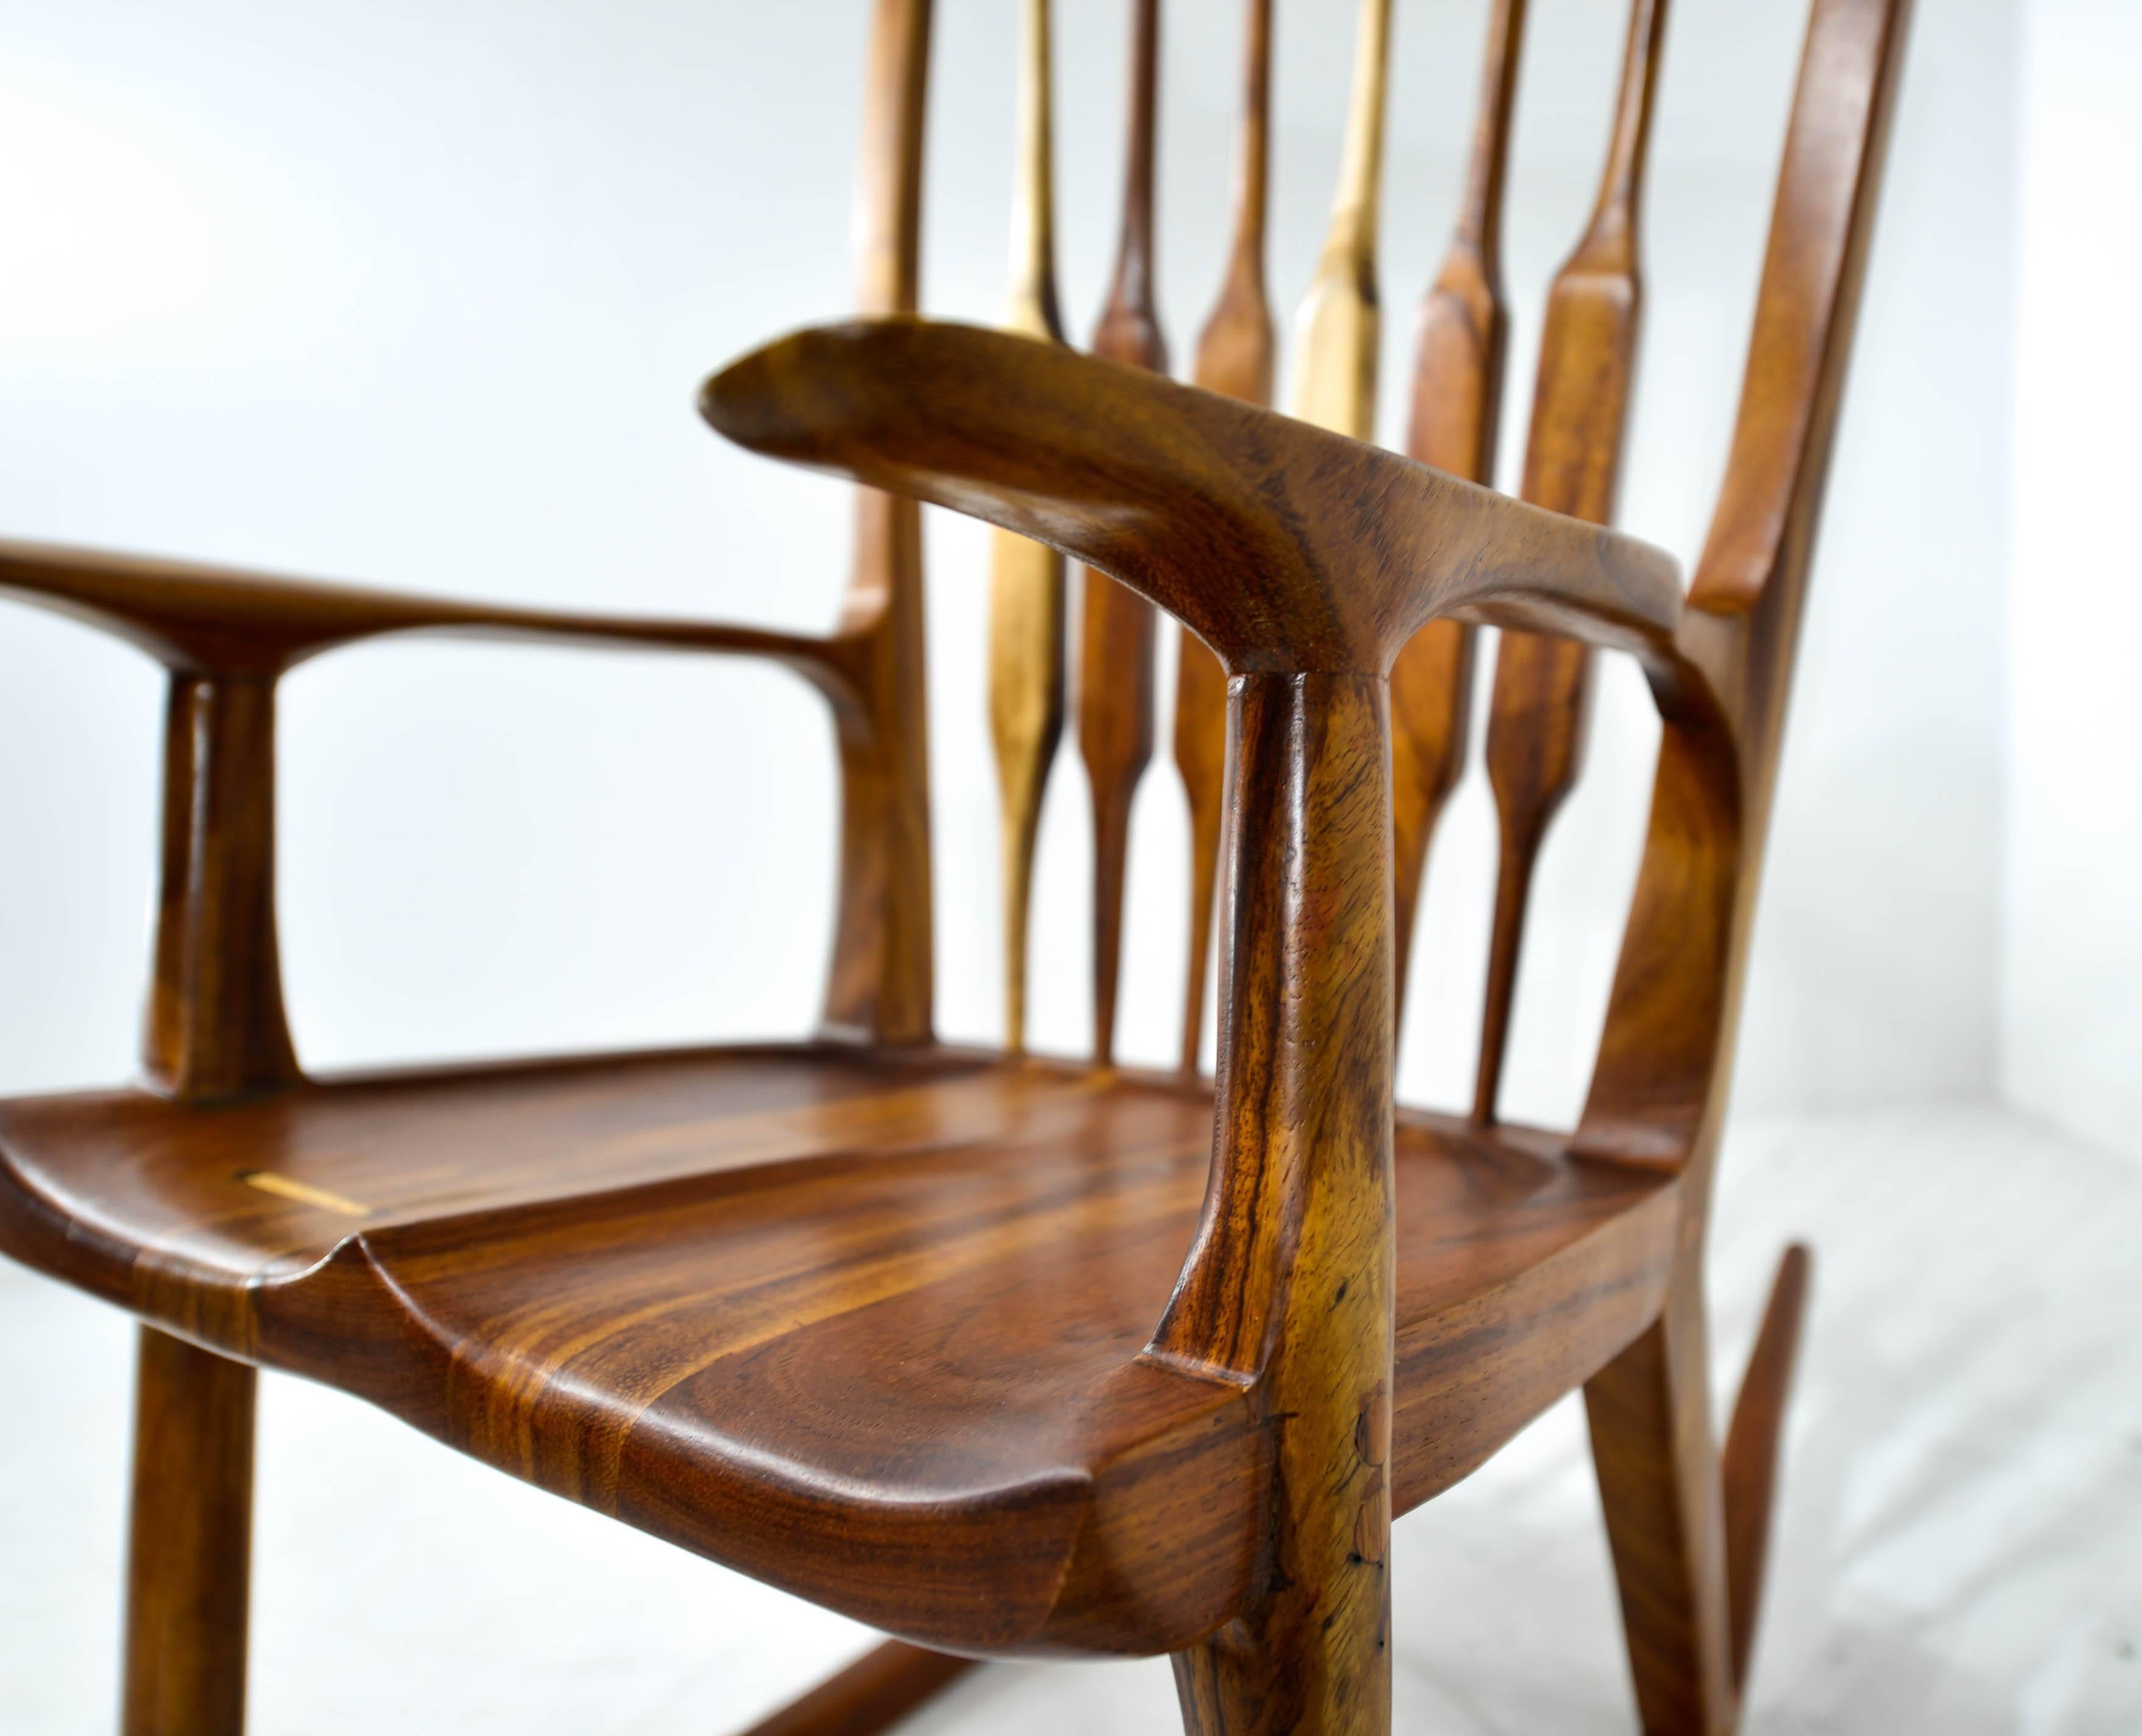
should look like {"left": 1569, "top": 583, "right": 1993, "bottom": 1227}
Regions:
{"left": 1076, "top": 0, "right": 1169, "bottom": 1066}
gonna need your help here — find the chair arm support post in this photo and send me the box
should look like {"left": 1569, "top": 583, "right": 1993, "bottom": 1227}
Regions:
{"left": 143, "top": 673, "right": 301, "bottom": 1104}
{"left": 1155, "top": 673, "right": 1395, "bottom": 1728}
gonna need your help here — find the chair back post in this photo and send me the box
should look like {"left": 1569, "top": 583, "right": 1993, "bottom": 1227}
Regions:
{"left": 822, "top": 0, "right": 936, "bottom": 1046}
{"left": 142, "top": 671, "right": 301, "bottom": 1103}
{"left": 1576, "top": 0, "right": 1916, "bottom": 1176}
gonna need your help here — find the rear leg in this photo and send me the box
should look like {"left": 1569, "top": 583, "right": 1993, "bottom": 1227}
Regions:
{"left": 1584, "top": 1245, "right": 1811, "bottom": 1735}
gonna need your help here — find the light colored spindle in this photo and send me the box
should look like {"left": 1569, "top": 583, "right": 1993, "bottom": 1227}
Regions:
{"left": 987, "top": 0, "right": 1066, "bottom": 1053}
{"left": 1288, "top": 0, "right": 1394, "bottom": 440}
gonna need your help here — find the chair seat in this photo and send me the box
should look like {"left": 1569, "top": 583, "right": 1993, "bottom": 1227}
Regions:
{"left": 0, "top": 1041, "right": 1677, "bottom": 1656}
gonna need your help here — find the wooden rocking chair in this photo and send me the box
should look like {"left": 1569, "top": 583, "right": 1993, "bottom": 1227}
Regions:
{"left": 0, "top": 0, "right": 1911, "bottom": 1731}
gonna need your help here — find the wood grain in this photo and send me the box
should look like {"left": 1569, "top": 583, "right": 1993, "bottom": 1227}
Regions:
{"left": 144, "top": 676, "right": 299, "bottom": 1105}
{"left": 1173, "top": 0, "right": 1273, "bottom": 1076}
{"left": 1078, "top": 0, "right": 1169, "bottom": 1065}
{"left": 0, "top": 1041, "right": 1677, "bottom": 1657}
{"left": 0, "top": 0, "right": 1916, "bottom": 1727}
{"left": 1574, "top": 2, "right": 1913, "bottom": 1727}
{"left": 1286, "top": 0, "right": 1393, "bottom": 440}
{"left": 1389, "top": 0, "right": 1529, "bottom": 1024}
{"left": 1473, "top": 0, "right": 1669, "bottom": 1128}
{"left": 702, "top": 321, "right": 1686, "bottom": 682}
{"left": 1161, "top": 675, "right": 1399, "bottom": 1734}
{"left": 822, "top": 0, "right": 937, "bottom": 1048}
{"left": 987, "top": 0, "right": 1067, "bottom": 1053}
{"left": 121, "top": 1326, "right": 255, "bottom": 1736}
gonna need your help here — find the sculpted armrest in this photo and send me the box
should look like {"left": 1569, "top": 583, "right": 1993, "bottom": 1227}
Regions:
{"left": 0, "top": 539, "right": 847, "bottom": 695}
{"left": 700, "top": 318, "right": 1685, "bottom": 679}
{"left": 0, "top": 539, "right": 862, "bottom": 1103}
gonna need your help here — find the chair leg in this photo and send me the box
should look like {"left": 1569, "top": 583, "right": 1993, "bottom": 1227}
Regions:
{"left": 1584, "top": 1281, "right": 1736, "bottom": 1736}
{"left": 1172, "top": 1569, "right": 1392, "bottom": 1736}
{"left": 121, "top": 1326, "right": 256, "bottom": 1736}
{"left": 1585, "top": 1243, "right": 1811, "bottom": 1736}
{"left": 1170, "top": 1403, "right": 1393, "bottom": 1736}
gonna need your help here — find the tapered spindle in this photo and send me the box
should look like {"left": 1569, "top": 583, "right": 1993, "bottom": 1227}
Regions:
{"left": 1078, "top": 0, "right": 1167, "bottom": 1065}
{"left": 1287, "top": 0, "right": 1394, "bottom": 440}
{"left": 1389, "top": 0, "right": 1529, "bottom": 1029}
{"left": 1472, "top": 0, "right": 1667, "bottom": 1126}
{"left": 988, "top": 0, "right": 1066, "bottom": 1054}
{"left": 1173, "top": 0, "right": 1273, "bottom": 1076}
{"left": 823, "top": 0, "right": 936, "bottom": 1046}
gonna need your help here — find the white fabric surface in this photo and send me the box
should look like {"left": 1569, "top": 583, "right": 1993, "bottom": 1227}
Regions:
{"left": 3, "top": 1106, "right": 2137, "bottom": 1732}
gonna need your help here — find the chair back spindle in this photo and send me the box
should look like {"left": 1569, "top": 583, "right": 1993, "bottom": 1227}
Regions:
{"left": 1287, "top": 0, "right": 1394, "bottom": 440}
{"left": 986, "top": 0, "right": 1067, "bottom": 1054}
{"left": 1173, "top": 0, "right": 1274, "bottom": 1076}
{"left": 1472, "top": 0, "right": 1668, "bottom": 1126}
{"left": 1388, "top": 0, "right": 1529, "bottom": 1025}
{"left": 1077, "top": 0, "right": 1169, "bottom": 1066}
{"left": 864, "top": 0, "right": 1897, "bottom": 1173}
{"left": 820, "top": 0, "right": 936, "bottom": 1046}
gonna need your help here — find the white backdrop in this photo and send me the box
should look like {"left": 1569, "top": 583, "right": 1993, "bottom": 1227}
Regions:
{"left": 2005, "top": 0, "right": 2142, "bottom": 1165}
{"left": 0, "top": 0, "right": 2018, "bottom": 1129}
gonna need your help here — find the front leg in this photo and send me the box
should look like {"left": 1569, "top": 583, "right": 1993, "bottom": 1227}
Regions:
{"left": 122, "top": 1327, "right": 256, "bottom": 1736}
{"left": 1156, "top": 673, "right": 1397, "bottom": 1735}
{"left": 1172, "top": 1376, "right": 1392, "bottom": 1735}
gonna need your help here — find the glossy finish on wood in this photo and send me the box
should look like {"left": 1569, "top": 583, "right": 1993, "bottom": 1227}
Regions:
{"left": 0, "top": 1043, "right": 1676, "bottom": 1656}
{"left": 1574, "top": 8, "right": 1913, "bottom": 1723}
{"left": 1162, "top": 676, "right": 1399, "bottom": 1735}
{"left": 987, "top": 0, "right": 1066, "bottom": 1054}
{"left": 1286, "top": 0, "right": 1392, "bottom": 440}
{"left": 1388, "top": 0, "right": 1528, "bottom": 1020}
{"left": 0, "top": 1, "right": 1913, "bottom": 1730}
{"left": 703, "top": 324, "right": 1685, "bottom": 681}
{"left": 122, "top": 1326, "right": 255, "bottom": 1736}
{"left": 146, "top": 676, "right": 298, "bottom": 1105}
{"left": 1474, "top": 0, "right": 1668, "bottom": 1129}
{"left": 1173, "top": 0, "right": 1273, "bottom": 1076}
{"left": 822, "top": 0, "right": 937, "bottom": 1049}
{"left": 1078, "top": 0, "right": 1169, "bottom": 1065}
